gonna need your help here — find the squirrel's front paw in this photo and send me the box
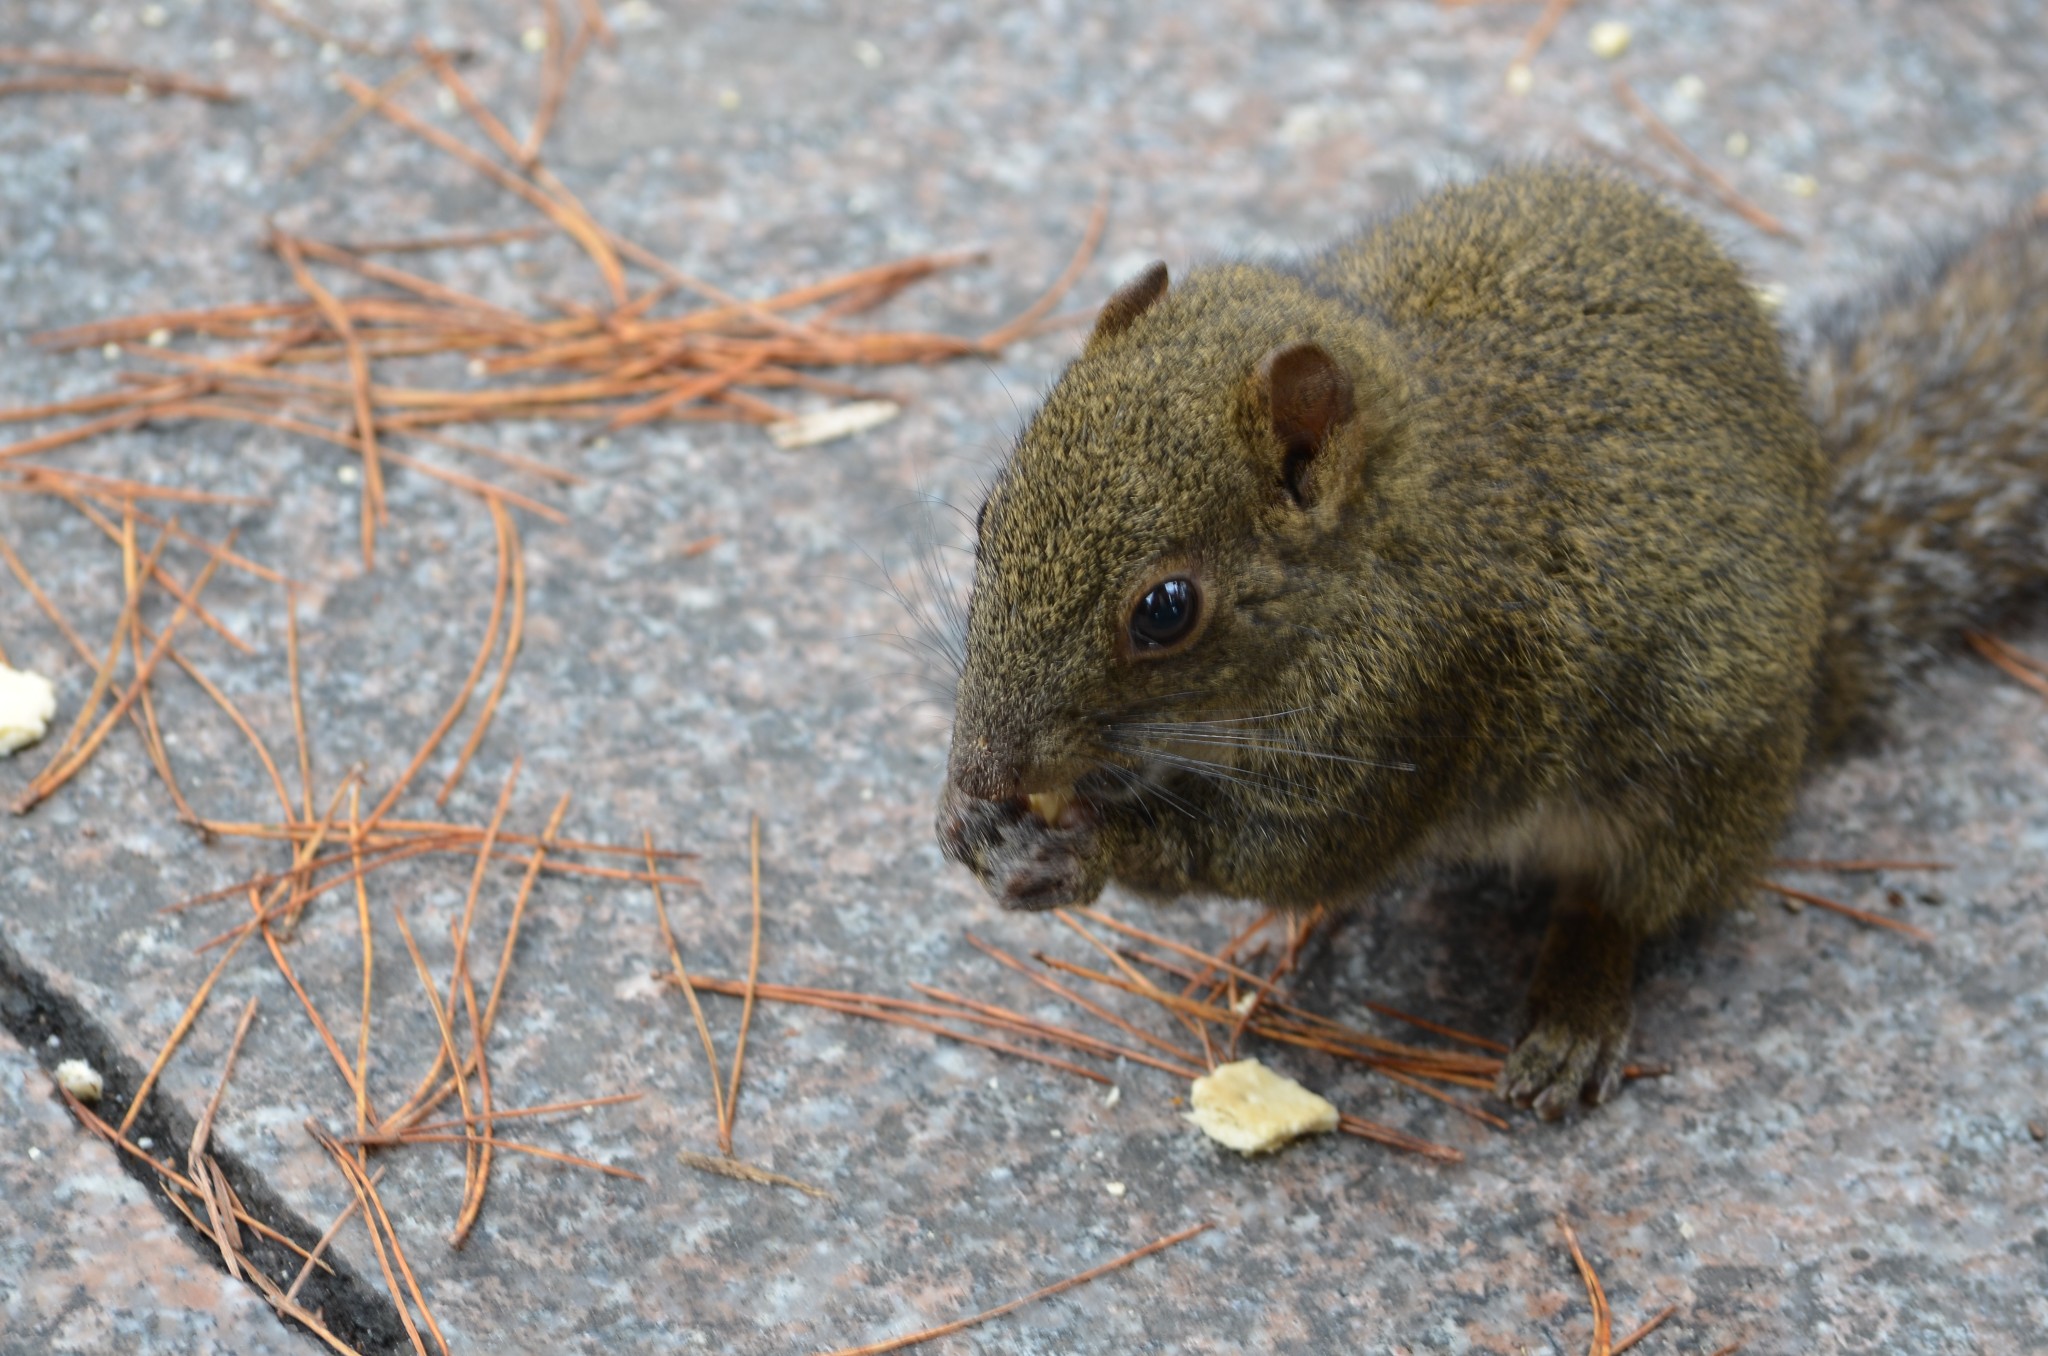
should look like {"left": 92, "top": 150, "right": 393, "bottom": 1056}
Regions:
{"left": 936, "top": 785, "right": 1104, "bottom": 911}
{"left": 1497, "top": 998, "right": 1633, "bottom": 1121}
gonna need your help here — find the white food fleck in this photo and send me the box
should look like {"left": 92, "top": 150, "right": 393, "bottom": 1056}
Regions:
{"left": 767, "top": 400, "right": 902, "bottom": 449}
{"left": 55, "top": 1058, "right": 104, "bottom": 1103}
{"left": 1588, "top": 21, "right": 1632, "bottom": 59}
{"left": 0, "top": 665, "right": 58, "bottom": 757}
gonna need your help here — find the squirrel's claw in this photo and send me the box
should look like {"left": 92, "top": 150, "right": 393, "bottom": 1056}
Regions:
{"left": 1499, "top": 899, "right": 1638, "bottom": 1120}
{"left": 1497, "top": 1010, "right": 1631, "bottom": 1121}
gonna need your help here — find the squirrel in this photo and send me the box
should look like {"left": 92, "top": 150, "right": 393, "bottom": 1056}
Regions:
{"left": 933, "top": 164, "right": 2048, "bottom": 1120}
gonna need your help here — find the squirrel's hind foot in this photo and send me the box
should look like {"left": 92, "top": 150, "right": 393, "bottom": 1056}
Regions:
{"left": 1498, "top": 893, "right": 1638, "bottom": 1121}
{"left": 1498, "top": 1007, "right": 1632, "bottom": 1120}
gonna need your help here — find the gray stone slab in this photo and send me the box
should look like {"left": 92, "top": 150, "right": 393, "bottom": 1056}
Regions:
{"left": 0, "top": 1026, "right": 320, "bottom": 1356}
{"left": 2, "top": 2, "right": 2045, "bottom": 1353}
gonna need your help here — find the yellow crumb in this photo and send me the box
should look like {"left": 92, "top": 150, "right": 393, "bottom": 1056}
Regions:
{"left": 1187, "top": 1058, "right": 1338, "bottom": 1155}
{"left": 1026, "top": 788, "right": 1073, "bottom": 824}
{"left": 0, "top": 665, "right": 57, "bottom": 757}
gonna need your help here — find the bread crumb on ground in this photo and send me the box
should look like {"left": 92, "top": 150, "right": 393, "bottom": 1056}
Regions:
{"left": 0, "top": 665, "right": 57, "bottom": 756}
{"left": 767, "top": 399, "right": 901, "bottom": 449}
{"left": 1187, "top": 1058, "right": 1338, "bottom": 1155}
{"left": 54, "top": 1059, "right": 103, "bottom": 1103}
{"left": 1589, "top": 21, "right": 1632, "bottom": 59}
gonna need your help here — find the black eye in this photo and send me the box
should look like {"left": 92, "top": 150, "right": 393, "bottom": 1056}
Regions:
{"left": 1129, "top": 577, "right": 1200, "bottom": 650}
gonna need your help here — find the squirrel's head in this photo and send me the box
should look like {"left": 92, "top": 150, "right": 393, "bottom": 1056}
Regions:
{"left": 943, "top": 260, "right": 1409, "bottom": 833}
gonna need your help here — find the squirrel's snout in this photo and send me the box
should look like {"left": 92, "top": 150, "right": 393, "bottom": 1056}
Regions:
{"left": 945, "top": 722, "right": 1027, "bottom": 802}
{"left": 949, "top": 753, "right": 1021, "bottom": 803}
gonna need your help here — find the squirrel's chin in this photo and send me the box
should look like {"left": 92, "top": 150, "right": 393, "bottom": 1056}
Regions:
{"left": 996, "top": 871, "right": 1095, "bottom": 912}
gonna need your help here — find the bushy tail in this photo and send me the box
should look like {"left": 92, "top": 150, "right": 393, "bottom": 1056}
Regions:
{"left": 1800, "top": 200, "right": 2048, "bottom": 737}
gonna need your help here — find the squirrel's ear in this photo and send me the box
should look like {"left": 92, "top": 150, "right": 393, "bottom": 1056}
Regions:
{"left": 1259, "top": 342, "right": 1355, "bottom": 505}
{"left": 1086, "top": 262, "right": 1169, "bottom": 350}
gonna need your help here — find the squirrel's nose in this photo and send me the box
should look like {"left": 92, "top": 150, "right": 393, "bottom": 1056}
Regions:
{"left": 951, "top": 750, "right": 1021, "bottom": 802}
{"left": 948, "top": 733, "right": 1024, "bottom": 802}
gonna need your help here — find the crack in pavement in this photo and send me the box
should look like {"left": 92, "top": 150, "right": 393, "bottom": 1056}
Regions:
{"left": 0, "top": 926, "right": 413, "bottom": 1356}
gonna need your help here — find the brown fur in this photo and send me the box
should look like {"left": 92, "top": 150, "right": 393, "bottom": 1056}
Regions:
{"left": 936, "top": 165, "right": 2039, "bottom": 1118}
{"left": 1805, "top": 206, "right": 2048, "bottom": 740}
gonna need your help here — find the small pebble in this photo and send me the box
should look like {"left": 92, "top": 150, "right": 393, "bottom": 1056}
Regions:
{"left": 1918, "top": 888, "right": 1946, "bottom": 907}
{"left": 1504, "top": 63, "right": 1534, "bottom": 96}
{"left": 2028, "top": 1121, "right": 2045, "bottom": 1142}
{"left": 1102, "top": 1084, "right": 1121, "bottom": 1108}
{"left": 1588, "top": 21, "right": 1631, "bottom": 60}
{"left": 1105, "top": 1181, "right": 1127, "bottom": 1198}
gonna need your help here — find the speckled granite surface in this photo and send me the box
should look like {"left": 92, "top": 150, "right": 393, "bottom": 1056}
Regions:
{"left": 0, "top": 1027, "right": 319, "bottom": 1354}
{"left": 2, "top": 2, "right": 2045, "bottom": 1353}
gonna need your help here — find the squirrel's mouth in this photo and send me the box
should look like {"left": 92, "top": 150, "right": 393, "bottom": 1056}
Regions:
{"left": 1001, "top": 755, "right": 1178, "bottom": 827}
{"left": 1024, "top": 787, "right": 1103, "bottom": 830}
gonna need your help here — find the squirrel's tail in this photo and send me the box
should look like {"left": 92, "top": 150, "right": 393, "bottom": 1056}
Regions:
{"left": 1801, "top": 201, "right": 2048, "bottom": 740}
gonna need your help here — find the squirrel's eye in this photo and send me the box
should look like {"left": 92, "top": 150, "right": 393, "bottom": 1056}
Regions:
{"left": 1129, "top": 577, "right": 1200, "bottom": 650}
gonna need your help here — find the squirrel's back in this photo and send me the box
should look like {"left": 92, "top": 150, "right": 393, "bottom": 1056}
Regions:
{"left": 1801, "top": 206, "right": 2048, "bottom": 737}
{"left": 1309, "top": 170, "right": 1831, "bottom": 836}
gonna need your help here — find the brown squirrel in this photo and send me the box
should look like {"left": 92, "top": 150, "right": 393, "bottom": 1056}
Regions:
{"left": 935, "top": 164, "right": 2048, "bottom": 1120}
